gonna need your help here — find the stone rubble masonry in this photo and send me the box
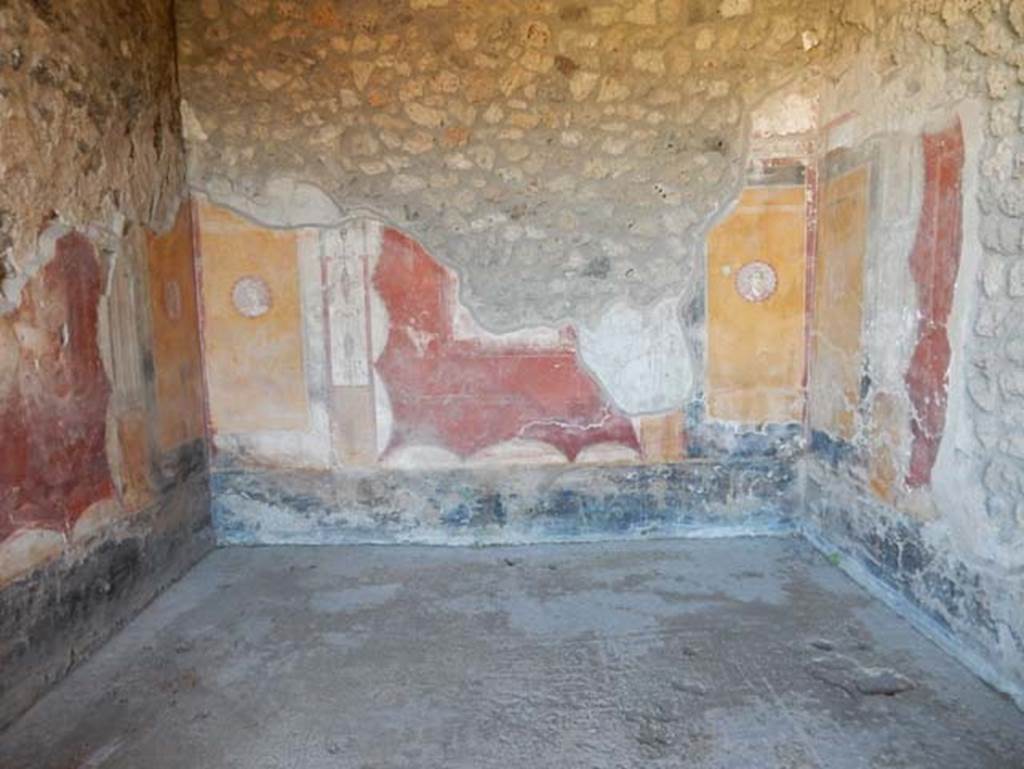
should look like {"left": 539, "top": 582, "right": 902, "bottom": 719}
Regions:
{"left": 175, "top": 0, "right": 844, "bottom": 331}
{"left": 0, "top": 0, "right": 186, "bottom": 310}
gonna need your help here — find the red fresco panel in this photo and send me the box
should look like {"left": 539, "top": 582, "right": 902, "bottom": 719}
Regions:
{"left": 373, "top": 228, "right": 640, "bottom": 461}
{"left": 0, "top": 233, "right": 114, "bottom": 542}
{"left": 905, "top": 120, "right": 964, "bottom": 489}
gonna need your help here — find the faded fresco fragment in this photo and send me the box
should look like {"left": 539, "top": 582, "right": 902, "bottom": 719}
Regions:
{"left": 0, "top": 233, "right": 114, "bottom": 543}
{"left": 196, "top": 201, "right": 309, "bottom": 435}
{"left": 905, "top": 120, "right": 964, "bottom": 490}
{"left": 148, "top": 203, "right": 206, "bottom": 452}
{"left": 373, "top": 229, "right": 640, "bottom": 461}
{"left": 635, "top": 412, "right": 687, "bottom": 463}
{"left": 195, "top": 213, "right": 648, "bottom": 467}
{"left": 809, "top": 166, "right": 869, "bottom": 442}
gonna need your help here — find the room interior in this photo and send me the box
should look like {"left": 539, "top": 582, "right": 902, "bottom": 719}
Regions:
{"left": 1, "top": 0, "right": 1023, "bottom": 766}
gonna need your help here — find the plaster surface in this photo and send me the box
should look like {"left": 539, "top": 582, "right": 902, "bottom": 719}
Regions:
{"left": 706, "top": 185, "right": 807, "bottom": 424}
{"left": 2, "top": 538, "right": 1022, "bottom": 769}
{"left": 210, "top": 459, "right": 797, "bottom": 546}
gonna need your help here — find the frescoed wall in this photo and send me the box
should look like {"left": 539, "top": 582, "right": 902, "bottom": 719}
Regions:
{"left": 0, "top": 0, "right": 215, "bottom": 729}
{"left": 808, "top": 118, "right": 966, "bottom": 504}
{"left": 2, "top": 0, "right": 1023, "bottom": 730}
{"left": 173, "top": 0, "right": 837, "bottom": 547}
{"left": 0, "top": 200, "right": 210, "bottom": 577}
{"left": 197, "top": 196, "right": 821, "bottom": 474}
{"left": 195, "top": 164, "right": 814, "bottom": 546}
{"left": 803, "top": 25, "right": 1023, "bottom": 701}
{"left": 196, "top": 204, "right": 650, "bottom": 470}
{"left": 373, "top": 228, "right": 640, "bottom": 463}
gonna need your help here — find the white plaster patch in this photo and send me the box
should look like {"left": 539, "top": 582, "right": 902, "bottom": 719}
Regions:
{"left": 180, "top": 99, "right": 208, "bottom": 144}
{"left": 214, "top": 430, "right": 332, "bottom": 469}
{"left": 297, "top": 229, "right": 333, "bottom": 455}
{"left": 452, "top": 298, "right": 563, "bottom": 349}
{"left": 363, "top": 234, "right": 393, "bottom": 456}
{"left": 466, "top": 439, "right": 569, "bottom": 466}
{"left": 864, "top": 146, "right": 920, "bottom": 396}
{"left": 576, "top": 443, "right": 644, "bottom": 465}
{"left": 201, "top": 178, "right": 345, "bottom": 229}
{"left": 384, "top": 445, "right": 462, "bottom": 468}
{"left": 70, "top": 499, "right": 129, "bottom": 545}
{"left": 826, "top": 115, "right": 861, "bottom": 152}
{"left": 579, "top": 298, "right": 694, "bottom": 415}
{"left": 752, "top": 90, "right": 817, "bottom": 138}
{"left": 0, "top": 529, "right": 64, "bottom": 587}
{"left": 373, "top": 374, "right": 393, "bottom": 457}
{"left": 0, "top": 224, "right": 67, "bottom": 316}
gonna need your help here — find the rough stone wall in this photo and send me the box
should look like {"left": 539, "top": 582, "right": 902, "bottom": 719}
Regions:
{"left": 806, "top": 0, "right": 1024, "bottom": 706}
{"left": 958, "top": 0, "right": 1024, "bottom": 551}
{"left": 176, "top": 0, "right": 852, "bottom": 332}
{"left": 0, "top": 0, "right": 185, "bottom": 305}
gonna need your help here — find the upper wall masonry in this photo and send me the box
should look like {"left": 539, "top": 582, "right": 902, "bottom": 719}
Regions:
{"left": 0, "top": 0, "right": 186, "bottom": 313}
{"left": 176, "top": 0, "right": 854, "bottom": 330}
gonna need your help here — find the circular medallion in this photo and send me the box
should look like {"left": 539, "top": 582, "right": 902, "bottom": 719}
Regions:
{"left": 232, "top": 275, "right": 272, "bottom": 318}
{"left": 735, "top": 261, "right": 778, "bottom": 303}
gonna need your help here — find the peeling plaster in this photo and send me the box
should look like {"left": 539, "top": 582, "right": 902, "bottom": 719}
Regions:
{"left": 580, "top": 298, "right": 694, "bottom": 415}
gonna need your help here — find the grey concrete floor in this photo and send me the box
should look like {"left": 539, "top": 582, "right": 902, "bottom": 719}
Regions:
{"left": 1, "top": 538, "right": 1022, "bottom": 769}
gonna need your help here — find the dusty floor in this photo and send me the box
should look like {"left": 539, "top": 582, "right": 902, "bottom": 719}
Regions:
{"left": 1, "top": 538, "right": 1022, "bottom": 769}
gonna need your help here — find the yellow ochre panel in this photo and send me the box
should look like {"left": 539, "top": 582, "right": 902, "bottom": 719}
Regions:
{"left": 147, "top": 202, "right": 206, "bottom": 452}
{"left": 707, "top": 186, "right": 807, "bottom": 424}
{"left": 197, "top": 201, "right": 309, "bottom": 435}
{"left": 809, "top": 166, "right": 869, "bottom": 441}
